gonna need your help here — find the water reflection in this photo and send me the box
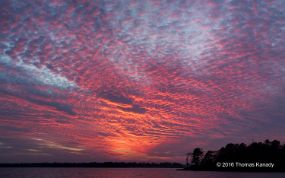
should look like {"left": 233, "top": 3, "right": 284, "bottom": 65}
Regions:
{"left": 0, "top": 168, "right": 285, "bottom": 178}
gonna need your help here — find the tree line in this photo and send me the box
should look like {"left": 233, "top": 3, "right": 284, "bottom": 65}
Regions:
{"left": 186, "top": 139, "right": 285, "bottom": 171}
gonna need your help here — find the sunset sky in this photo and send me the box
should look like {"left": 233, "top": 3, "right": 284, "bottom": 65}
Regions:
{"left": 1, "top": 0, "right": 285, "bottom": 163}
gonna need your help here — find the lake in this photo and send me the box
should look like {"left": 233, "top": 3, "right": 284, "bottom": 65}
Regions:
{"left": 0, "top": 168, "right": 285, "bottom": 178}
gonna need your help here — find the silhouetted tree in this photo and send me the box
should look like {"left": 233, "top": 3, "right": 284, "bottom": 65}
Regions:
{"left": 191, "top": 148, "right": 204, "bottom": 166}
{"left": 186, "top": 152, "right": 192, "bottom": 168}
{"left": 200, "top": 151, "right": 216, "bottom": 168}
{"left": 272, "top": 140, "right": 281, "bottom": 149}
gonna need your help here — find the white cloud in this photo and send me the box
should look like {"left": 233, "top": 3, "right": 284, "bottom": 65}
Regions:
{"left": 0, "top": 55, "right": 78, "bottom": 90}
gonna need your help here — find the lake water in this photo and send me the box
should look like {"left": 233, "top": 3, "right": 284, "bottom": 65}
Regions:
{"left": 0, "top": 168, "right": 285, "bottom": 178}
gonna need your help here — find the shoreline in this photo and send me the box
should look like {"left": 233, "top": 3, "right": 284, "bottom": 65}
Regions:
{"left": 0, "top": 162, "right": 183, "bottom": 168}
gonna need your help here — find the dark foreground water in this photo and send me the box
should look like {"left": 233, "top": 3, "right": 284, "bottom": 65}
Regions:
{"left": 0, "top": 168, "right": 285, "bottom": 178}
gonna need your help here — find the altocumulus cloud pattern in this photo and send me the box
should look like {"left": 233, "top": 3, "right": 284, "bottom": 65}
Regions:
{"left": 0, "top": 0, "right": 285, "bottom": 162}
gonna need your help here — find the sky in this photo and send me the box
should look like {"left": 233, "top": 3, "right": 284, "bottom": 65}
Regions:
{"left": 0, "top": 0, "right": 285, "bottom": 163}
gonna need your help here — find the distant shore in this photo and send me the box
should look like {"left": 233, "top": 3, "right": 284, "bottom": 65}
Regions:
{"left": 1, "top": 162, "right": 285, "bottom": 172}
{"left": 0, "top": 162, "right": 183, "bottom": 168}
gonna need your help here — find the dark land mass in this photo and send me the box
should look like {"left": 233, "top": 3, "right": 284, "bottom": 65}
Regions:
{"left": 184, "top": 139, "right": 285, "bottom": 172}
{"left": 0, "top": 162, "right": 183, "bottom": 168}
